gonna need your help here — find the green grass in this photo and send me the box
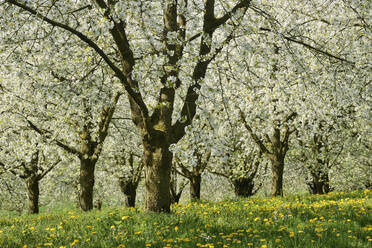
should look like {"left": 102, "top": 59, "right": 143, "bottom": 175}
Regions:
{"left": 0, "top": 190, "right": 371, "bottom": 248}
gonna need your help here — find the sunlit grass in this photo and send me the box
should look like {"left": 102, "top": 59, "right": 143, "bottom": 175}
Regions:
{"left": 0, "top": 190, "right": 371, "bottom": 247}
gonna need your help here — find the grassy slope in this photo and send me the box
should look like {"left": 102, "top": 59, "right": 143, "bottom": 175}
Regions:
{"left": 0, "top": 190, "right": 371, "bottom": 248}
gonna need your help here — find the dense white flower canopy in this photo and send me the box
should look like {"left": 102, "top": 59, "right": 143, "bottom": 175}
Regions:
{"left": 0, "top": 0, "right": 370, "bottom": 206}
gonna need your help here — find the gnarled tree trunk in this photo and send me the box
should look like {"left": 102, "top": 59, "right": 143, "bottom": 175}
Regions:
{"left": 309, "top": 169, "right": 330, "bottom": 194}
{"left": 143, "top": 140, "right": 172, "bottom": 212}
{"left": 79, "top": 158, "right": 96, "bottom": 211}
{"left": 119, "top": 178, "right": 138, "bottom": 207}
{"left": 190, "top": 174, "right": 201, "bottom": 201}
{"left": 170, "top": 190, "right": 182, "bottom": 204}
{"left": 270, "top": 158, "right": 284, "bottom": 197}
{"left": 232, "top": 177, "right": 255, "bottom": 197}
{"left": 26, "top": 177, "right": 39, "bottom": 214}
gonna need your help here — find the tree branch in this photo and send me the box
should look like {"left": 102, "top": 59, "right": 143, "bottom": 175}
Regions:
{"left": 26, "top": 119, "right": 81, "bottom": 156}
{"left": 213, "top": 0, "right": 252, "bottom": 30}
{"left": 259, "top": 27, "right": 355, "bottom": 65}
{"left": 239, "top": 109, "right": 271, "bottom": 155}
{"left": 39, "top": 158, "right": 61, "bottom": 180}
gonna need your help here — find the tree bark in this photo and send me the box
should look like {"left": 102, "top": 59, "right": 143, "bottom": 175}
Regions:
{"left": 79, "top": 158, "right": 96, "bottom": 211}
{"left": 170, "top": 190, "right": 182, "bottom": 204}
{"left": 26, "top": 177, "right": 39, "bottom": 214}
{"left": 143, "top": 141, "right": 172, "bottom": 212}
{"left": 232, "top": 177, "right": 255, "bottom": 197}
{"left": 190, "top": 174, "right": 201, "bottom": 201}
{"left": 309, "top": 169, "right": 330, "bottom": 194}
{"left": 119, "top": 178, "right": 138, "bottom": 207}
{"left": 271, "top": 158, "right": 284, "bottom": 197}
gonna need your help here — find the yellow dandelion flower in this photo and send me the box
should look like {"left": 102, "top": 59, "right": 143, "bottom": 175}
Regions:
{"left": 71, "top": 240, "right": 79, "bottom": 246}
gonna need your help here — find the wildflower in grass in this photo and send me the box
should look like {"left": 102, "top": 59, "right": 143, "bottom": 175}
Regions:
{"left": 122, "top": 216, "right": 129, "bottom": 220}
{"left": 43, "top": 243, "right": 53, "bottom": 246}
{"left": 117, "top": 245, "right": 126, "bottom": 248}
{"left": 275, "top": 238, "right": 281, "bottom": 242}
{"left": 71, "top": 240, "right": 79, "bottom": 246}
{"left": 289, "top": 232, "right": 295, "bottom": 237}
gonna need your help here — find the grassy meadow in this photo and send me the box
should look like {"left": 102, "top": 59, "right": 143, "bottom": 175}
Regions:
{"left": 0, "top": 190, "right": 371, "bottom": 248}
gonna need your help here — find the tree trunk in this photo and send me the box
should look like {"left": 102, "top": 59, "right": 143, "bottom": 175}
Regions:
{"left": 119, "top": 178, "right": 138, "bottom": 207}
{"left": 190, "top": 174, "right": 201, "bottom": 201}
{"left": 271, "top": 158, "right": 284, "bottom": 197}
{"left": 26, "top": 177, "right": 39, "bottom": 214}
{"left": 79, "top": 159, "right": 96, "bottom": 211}
{"left": 309, "top": 169, "right": 330, "bottom": 194}
{"left": 232, "top": 177, "right": 255, "bottom": 197}
{"left": 170, "top": 190, "right": 182, "bottom": 204}
{"left": 143, "top": 142, "right": 172, "bottom": 212}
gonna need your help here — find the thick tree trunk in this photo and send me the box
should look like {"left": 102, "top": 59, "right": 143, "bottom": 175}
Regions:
{"left": 232, "top": 177, "right": 255, "bottom": 197}
{"left": 271, "top": 158, "right": 284, "bottom": 197}
{"left": 309, "top": 170, "right": 330, "bottom": 194}
{"left": 119, "top": 178, "right": 138, "bottom": 207}
{"left": 79, "top": 159, "right": 96, "bottom": 211}
{"left": 190, "top": 174, "right": 201, "bottom": 201}
{"left": 143, "top": 142, "right": 172, "bottom": 212}
{"left": 26, "top": 177, "right": 39, "bottom": 214}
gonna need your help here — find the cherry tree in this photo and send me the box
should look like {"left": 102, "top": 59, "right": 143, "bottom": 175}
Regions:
{"left": 172, "top": 116, "right": 213, "bottom": 201}
{"left": 0, "top": 112, "right": 61, "bottom": 214}
{"left": 210, "top": 129, "right": 267, "bottom": 197}
{"left": 99, "top": 124, "right": 144, "bottom": 207}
